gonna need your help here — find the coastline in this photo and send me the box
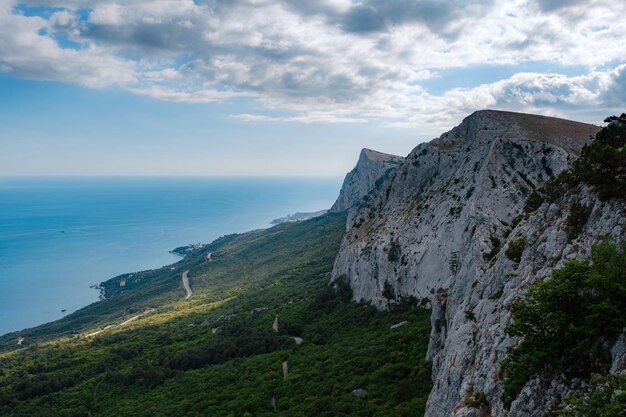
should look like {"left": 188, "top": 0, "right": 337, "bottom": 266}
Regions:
{"left": 90, "top": 283, "right": 106, "bottom": 301}
{"left": 0, "top": 177, "right": 340, "bottom": 337}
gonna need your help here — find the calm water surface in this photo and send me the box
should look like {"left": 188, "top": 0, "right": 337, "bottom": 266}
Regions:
{"left": 0, "top": 177, "right": 342, "bottom": 335}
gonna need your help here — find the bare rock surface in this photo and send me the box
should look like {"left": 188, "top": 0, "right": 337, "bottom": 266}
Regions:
{"left": 330, "top": 148, "right": 404, "bottom": 213}
{"left": 329, "top": 110, "right": 624, "bottom": 416}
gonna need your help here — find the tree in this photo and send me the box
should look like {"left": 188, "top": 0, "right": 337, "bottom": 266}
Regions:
{"left": 501, "top": 241, "right": 626, "bottom": 404}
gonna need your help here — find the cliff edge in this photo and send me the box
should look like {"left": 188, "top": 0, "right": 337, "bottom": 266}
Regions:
{"left": 331, "top": 109, "right": 618, "bottom": 416}
{"left": 330, "top": 148, "right": 404, "bottom": 213}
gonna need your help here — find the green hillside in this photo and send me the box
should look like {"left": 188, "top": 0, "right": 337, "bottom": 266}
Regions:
{"left": 0, "top": 213, "right": 432, "bottom": 417}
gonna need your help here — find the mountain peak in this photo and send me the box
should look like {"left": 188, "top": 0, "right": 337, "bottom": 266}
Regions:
{"left": 359, "top": 148, "right": 404, "bottom": 163}
{"left": 456, "top": 109, "right": 600, "bottom": 154}
{"left": 330, "top": 110, "right": 617, "bottom": 416}
{"left": 330, "top": 148, "right": 404, "bottom": 213}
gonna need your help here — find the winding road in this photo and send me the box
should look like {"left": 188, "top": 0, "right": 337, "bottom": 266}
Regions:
{"left": 182, "top": 270, "right": 192, "bottom": 299}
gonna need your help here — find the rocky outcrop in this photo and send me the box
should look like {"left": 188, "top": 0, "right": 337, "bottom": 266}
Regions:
{"left": 330, "top": 110, "right": 613, "bottom": 416}
{"left": 330, "top": 148, "right": 404, "bottom": 212}
{"left": 440, "top": 185, "right": 625, "bottom": 417}
{"left": 332, "top": 110, "right": 597, "bottom": 306}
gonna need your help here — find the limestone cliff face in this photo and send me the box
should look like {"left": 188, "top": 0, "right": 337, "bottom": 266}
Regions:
{"left": 330, "top": 148, "right": 404, "bottom": 213}
{"left": 330, "top": 110, "right": 616, "bottom": 416}
{"left": 433, "top": 185, "right": 625, "bottom": 417}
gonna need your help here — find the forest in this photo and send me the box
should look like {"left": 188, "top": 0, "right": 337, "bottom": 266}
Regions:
{"left": 0, "top": 213, "right": 433, "bottom": 417}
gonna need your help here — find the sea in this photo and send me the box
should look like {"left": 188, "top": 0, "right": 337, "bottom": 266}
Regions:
{"left": 0, "top": 177, "right": 342, "bottom": 335}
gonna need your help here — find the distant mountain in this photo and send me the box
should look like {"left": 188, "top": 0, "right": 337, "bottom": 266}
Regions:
{"left": 330, "top": 148, "right": 404, "bottom": 212}
{"left": 270, "top": 209, "right": 328, "bottom": 225}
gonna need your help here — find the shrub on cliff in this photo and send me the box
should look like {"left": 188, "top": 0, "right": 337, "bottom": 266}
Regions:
{"left": 505, "top": 236, "right": 526, "bottom": 263}
{"left": 526, "top": 114, "right": 626, "bottom": 206}
{"left": 388, "top": 240, "right": 402, "bottom": 262}
{"left": 565, "top": 114, "right": 626, "bottom": 199}
{"left": 565, "top": 202, "right": 592, "bottom": 241}
{"left": 501, "top": 240, "right": 626, "bottom": 405}
{"left": 558, "top": 373, "right": 626, "bottom": 417}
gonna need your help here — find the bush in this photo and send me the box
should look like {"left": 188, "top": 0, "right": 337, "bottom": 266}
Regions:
{"left": 521, "top": 114, "right": 626, "bottom": 208}
{"left": 388, "top": 240, "right": 402, "bottom": 262}
{"left": 558, "top": 373, "right": 626, "bottom": 417}
{"left": 463, "top": 391, "right": 488, "bottom": 408}
{"left": 383, "top": 280, "right": 396, "bottom": 300}
{"left": 565, "top": 202, "right": 592, "bottom": 241}
{"left": 501, "top": 241, "right": 626, "bottom": 405}
{"left": 565, "top": 116, "right": 626, "bottom": 199}
{"left": 312, "top": 277, "right": 353, "bottom": 312}
{"left": 505, "top": 236, "right": 526, "bottom": 263}
{"left": 524, "top": 191, "right": 544, "bottom": 213}
{"left": 483, "top": 235, "right": 501, "bottom": 262}
{"left": 488, "top": 286, "right": 504, "bottom": 300}
{"left": 510, "top": 214, "right": 525, "bottom": 230}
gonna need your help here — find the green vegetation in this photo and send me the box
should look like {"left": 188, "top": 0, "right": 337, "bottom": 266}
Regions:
{"left": 565, "top": 201, "right": 592, "bottom": 241}
{"left": 566, "top": 115, "right": 626, "bottom": 199}
{"left": 0, "top": 213, "right": 433, "bottom": 416}
{"left": 501, "top": 240, "right": 626, "bottom": 405}
{"left": 503, "top": 214, "right": 525, "bottom": 239}
{"left": 523, "top": 191, "right": 544, "bottom": 213}
{"left": 529, "top": 115, "right": 626, "bottom": 208}
{"left": 0, "top": 216, "right": 339, "bottom": 348}
{"left": 462, "top": 391, "right": 488, "bottom": 409}
{"left": 488, "top": 285, "right": 504, "bottom": 300}
{"left": 504, "top": 271, "right": 518, "bottom": 279}
{"left": 520, "top": 114, "right": 625, "bottom": 222}
{"left": 382, "top": 280, "right": 396, "bottom": 300}
{"left": 483, "top": 235, "right": 501, "bottom": 262}
{"left": 505, "top": 236, "right": 526, "bottom": 263}
{"left": 387, "top": 240, "right": 402, "bottom": 262}
{"left": 558, "top": 373, "right": 626, "bottom": 417}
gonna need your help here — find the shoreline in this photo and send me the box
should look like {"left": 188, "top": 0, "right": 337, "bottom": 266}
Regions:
{"left": 1, "top": 204, "right": 334, "bottom": 338}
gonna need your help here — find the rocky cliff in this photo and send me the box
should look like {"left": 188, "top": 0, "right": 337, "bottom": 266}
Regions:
{"left": 330, "top": 110, "right": 624, "bottom": 416}
{"left": 433, "top": 183, "right": 625, "bottom": 417}
{"left": 330, "top": 148, "right": 404, "bottom": 212}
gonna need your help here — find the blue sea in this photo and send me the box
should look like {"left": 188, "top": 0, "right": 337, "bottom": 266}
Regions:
{"left": 0, "top": 177, "right": 342, "bottom": 335}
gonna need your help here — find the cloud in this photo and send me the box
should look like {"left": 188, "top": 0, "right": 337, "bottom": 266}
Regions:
{"left": 1, "top": 0, "right": 626, "bottom": 127}
{"left": 0, "top": 1, "right": 135, "bottom": 87}
{"left": 339, "top": 0, "right": 493, "bottom": 38}
{"left": 600, "top": 65, "right": 626, "bottom": 108}
{"left": 128, "top": 85, "right": 247, "bottom": 103}
{"left": 282, "top": 0, "right": 492, "bottom": 37}
{"left": 386, "top": 65, "right": 626, "bottom": 129}
{"left": 532, "top": 0, "right": 588, "bottom": 12}
{"left": 231, "top": 112, "right": 368, "bottom": 124}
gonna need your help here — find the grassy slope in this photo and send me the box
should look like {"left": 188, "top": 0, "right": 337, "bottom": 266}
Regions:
{"left": 0, "top": 214, "right": 340, "bottom": 347}
{"left": 0, "top": 213, "right": 433, "bottom": 417}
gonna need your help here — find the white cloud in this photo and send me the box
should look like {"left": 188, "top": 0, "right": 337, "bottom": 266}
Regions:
{"left": 2, "top": 0, "right": 626, "bottom": 126}
{"left": 231, "top": 112, "right": 368, "bottom": 124}
{"left": 386, "top": 65, "right": 626, "bottom": 129}
{"left": 128, "top": 85, "right": 247, "bottom": 103}
{"left": 0, "top": 2, "right": 136, "bottom": 87}
{"left": 89, "top": 4, "right": 123, "bottom": 25}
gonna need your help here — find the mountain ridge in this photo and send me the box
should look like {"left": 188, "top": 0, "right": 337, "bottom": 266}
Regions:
{"left": 331, "top": 109, "right": 599, "bottom": 307}
{"left": 330, "top": 109, "right": 624, "bottom": 416}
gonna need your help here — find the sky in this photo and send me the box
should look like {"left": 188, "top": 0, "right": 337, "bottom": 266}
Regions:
{"left": 0, "top": 0, "right": 625, "bottom": 176}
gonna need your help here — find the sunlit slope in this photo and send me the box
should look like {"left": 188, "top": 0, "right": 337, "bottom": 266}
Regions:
{"left": 1, "top": 213, "right": 347, "bottom": 349}
{"left": 0, "top": 212, "right": 433, "bottom": 417}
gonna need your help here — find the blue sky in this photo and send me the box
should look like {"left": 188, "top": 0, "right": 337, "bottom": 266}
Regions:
{"left": 1, "top": 0, "right": 625, "bottom": 176}
{"left": 0, "top": 73, "right": 419, "bottom": 175}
